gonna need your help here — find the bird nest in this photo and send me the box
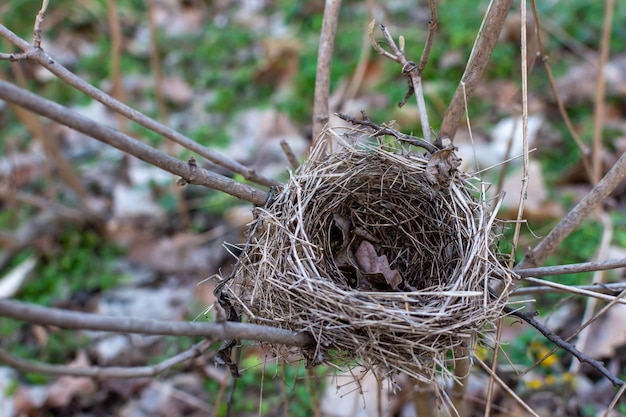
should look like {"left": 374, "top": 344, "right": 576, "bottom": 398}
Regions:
{"left": 224, "top": 129, "right": 512, "bottom": 382}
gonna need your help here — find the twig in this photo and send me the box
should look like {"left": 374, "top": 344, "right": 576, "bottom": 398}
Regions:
{"left": 0, "top": 298, "right": 313, "bottom": 346}
{"left": 503, "top": 304, "right": 624, "bottom": 387}
{"left": 33, "top": 0, "right": 49, "bottom": 49}
{"left": 280, "top": 140, "right": 300, "bottom": 169}
{"left": 516, "top": 277, "right": 626, "bottom": 305}
{"left": 438, "top": 0, "right": 513, "bottom": 142}
{"left": 474, "top": 356, "right": 539, "bottom": 417}
{"left": 451, "top": 340, "right": 470, "bottom": 417}
{"left": 529, "top": 0, "right": 592, "bottom": 179}
{"left": 312, "top": 0, "right": 342, "bottom": 143}
{"left": 0, "top": 80, "right": 270, "bottom": 206}
{"left": 417, "top": 0, "right": 438, "bottom": 76}
{"left": 0, "top": 24, "right": 278, "bottom": 188}
{"left": 515, "top": 257, "right": 626, "bottom": 277}
{"left": 0, "top": 340, "right": 214, "bottom": 378}
{"left": 368, "top": 21, "right": 432, "bottom": 143}
{"left": 591, "top": 0, "right": 615, "bottom": 184}
{"left": 336, "top": 112, "right": 438, "bottom": 154}
{"left": 511, "top": 282, "right": 626, "bottom": 297}
{"left": 570, "top": 211, "right": 613, "bottom": 374}
{"left": 515, "top": 150, "right": 626, "bottom": 270}
{"left": 508, "top": 0, "right": 530, "bottom": 266}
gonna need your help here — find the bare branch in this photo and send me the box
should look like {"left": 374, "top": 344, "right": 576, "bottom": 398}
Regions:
{"left": 0, "top": 80, "right": 270, "bottom": 206}
{"left": 511, "top": 282, "right": 626, "bottom": 297}
{"left": 528, "top": 0, "right": 592, "bottom": 178}
{"left": 33, "top": 0, "right": 49, "bottom": 48}
{"left": 312, "top": 0, "right": 342, "bottom": 143}
{"left": 368, "top": 22, "right": 432, "bottom": 143}
{"left": 0, "top": 298, "right": 313, "bottom": 347}
{"left": 0, "top": 24, "right": 278, "bottom": 188}
{"left": 516, "top": 258, "right": 626, "bottom": 277}
{"left": 336, "top": 112, "right": 438, "bottom": 154}
{"left": 416, "top": 0, "right": 438, "bottom": 76}
{"left": 591, "top": 0, "right": 615, "bottom": 184}
{"left": 0, "top": 340, "right": 214, "bottom": 378}
{"left": 503, "top": 305, "right": 624, "bottom": 387}
{"left": 516, "top": 277, "right": 626, "bottom": 305}
{"left": 515, "top": 150, "right": 626, "bottom": 270}
{"left": 438, "top": 0, "right": 513, "bottom": 142}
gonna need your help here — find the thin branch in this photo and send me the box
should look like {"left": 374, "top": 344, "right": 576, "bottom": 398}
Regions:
{"left": 503, "top": 305, "right": 624, "bottom": 387}
{"left": 591, "top": 0, "right": 615, "bottom": 184}
{"left": 0, "top": 340, "right": 214, "bottom": 378}
{"left": 515, "top": 150, "right": 626, "bottom": 270}
{"left": 529, "top": 0, "right": 592, "bottom": 179}
{"left": 368, "top": 21, "right": 432, "bottom": 143}
{"left": 416, "top": 0, "right": 438, "bottom": 76}
{"left": 0, "top": 24, "right": 278, "bottom": 188}
{"left": 312, "top": 0, "right": 342, "bottom": 144}
{"left": 33, "top": 0, "right": 49, "bottom": 49}
{"left": 508, "top": 0, "right": 530, "bottom": 266}
{"left": 516, "top": 277, "right": 626, "bottom": 305}
{"left": 515, "top": 257, "right": 626, "bottom": 277}
{"left": 0, "top": 298, "right": 314, "bottom": 347}
{"left": 336, "top": 112, "right": 438, "bottom": 154}
{"left": 0, "top": 80, "right": 269, "bottom": 206}
{"left": 511, "top": 282, "right": 626, "bottom": 297}
{"left": 438, "top": 0, "right": 513, "bottom": 142}
{"left": 280, "top": 140, "right": 300, "bottom": 169}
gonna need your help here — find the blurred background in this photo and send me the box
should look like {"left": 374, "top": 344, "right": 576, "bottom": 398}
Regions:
{"left": 0, "top": 0, "right": 625, "bottom": 416}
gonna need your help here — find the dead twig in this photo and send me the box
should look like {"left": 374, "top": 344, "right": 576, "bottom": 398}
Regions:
{"left": 336, "top": 112, "right": 438, "bottom": 154}
{"left": 312, "top": 0, "right": 342, "bottom": 143}
{"left": 0, "top": 298, "right": 313, "bottom": 346}
{"left": 515, "top": 150, "right": 626, "bottom": 270}
{"left": 0, "top": 340, "right": 214, "bottom": 378}
{"left": 503, "top": 304, "right": 624, "bottom": 387}
{"left": 511, "top": 282, "right": 626, "bottom": 297}
{"left": 515, "top": 257, "right": 626, "bottom": 277}
{"left": 591, "top": 0, "right": 615, "bottom": 184}
{"left": 0, "top": 24, "right": 278, "bottom": 188}
{"left": 368, "top": 21, "right": 432, "bottom": 143}
{"left": 438, "top": 0, "right": 513, "bottom": 142}
{"left": 529, "top": 0, "right": 592, "bottom": 179}
{"left": 0, "top": 80, "right": 270, "bottom": 206}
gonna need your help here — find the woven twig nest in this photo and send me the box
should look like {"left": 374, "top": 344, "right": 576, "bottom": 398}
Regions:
{"left": 225, "top": 129, "right": 512, "bottom": 382}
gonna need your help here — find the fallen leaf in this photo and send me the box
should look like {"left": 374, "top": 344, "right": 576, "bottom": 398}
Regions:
{"left": 354, "top": 240, "right": 402, "bottom": 290}
{"left": 45, "top": 351, "right": 97, "bottom": 408}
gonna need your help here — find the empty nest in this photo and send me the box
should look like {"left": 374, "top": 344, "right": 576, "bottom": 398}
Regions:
{"left": 224, "top": 129, "right": 512, "bottom": 382}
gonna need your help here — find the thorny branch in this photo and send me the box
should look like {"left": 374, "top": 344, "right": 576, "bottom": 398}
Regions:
{"left": 336, "top": 112, "right": 438, "bottom": 154}
{"left": 0, "top": 24, "right": 278, "bottom": 188}
{"left": 0, "top": 80, "right": 270, "bottom": 206}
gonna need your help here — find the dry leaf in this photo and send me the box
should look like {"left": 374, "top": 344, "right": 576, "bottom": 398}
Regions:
{"left": 354, "top": 240, "right": 402, "bottom": 290}
{"left": 425, "top": 146, "right": 461, "bottom": 186}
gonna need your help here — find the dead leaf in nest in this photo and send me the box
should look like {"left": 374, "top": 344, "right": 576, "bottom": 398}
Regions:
{"left": 426, "top": 146, "right": 461, "bottom": 186}
{"left": 330, "top": 213, "right": 355, "bottom": 269}
{"left": 354, "top": 240, "right": 402, "bottom": 290}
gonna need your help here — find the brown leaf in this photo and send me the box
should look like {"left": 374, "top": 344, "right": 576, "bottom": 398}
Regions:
{"left": 425, "top": 146, "right": 461, "bottom": 186}
{"left": 354, "top": 240, "right": 402, "bottom": 290}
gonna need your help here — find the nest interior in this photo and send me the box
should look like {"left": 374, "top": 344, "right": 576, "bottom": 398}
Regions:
{"left": 227, "top": 132, "right": 511, "bottom": 382}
